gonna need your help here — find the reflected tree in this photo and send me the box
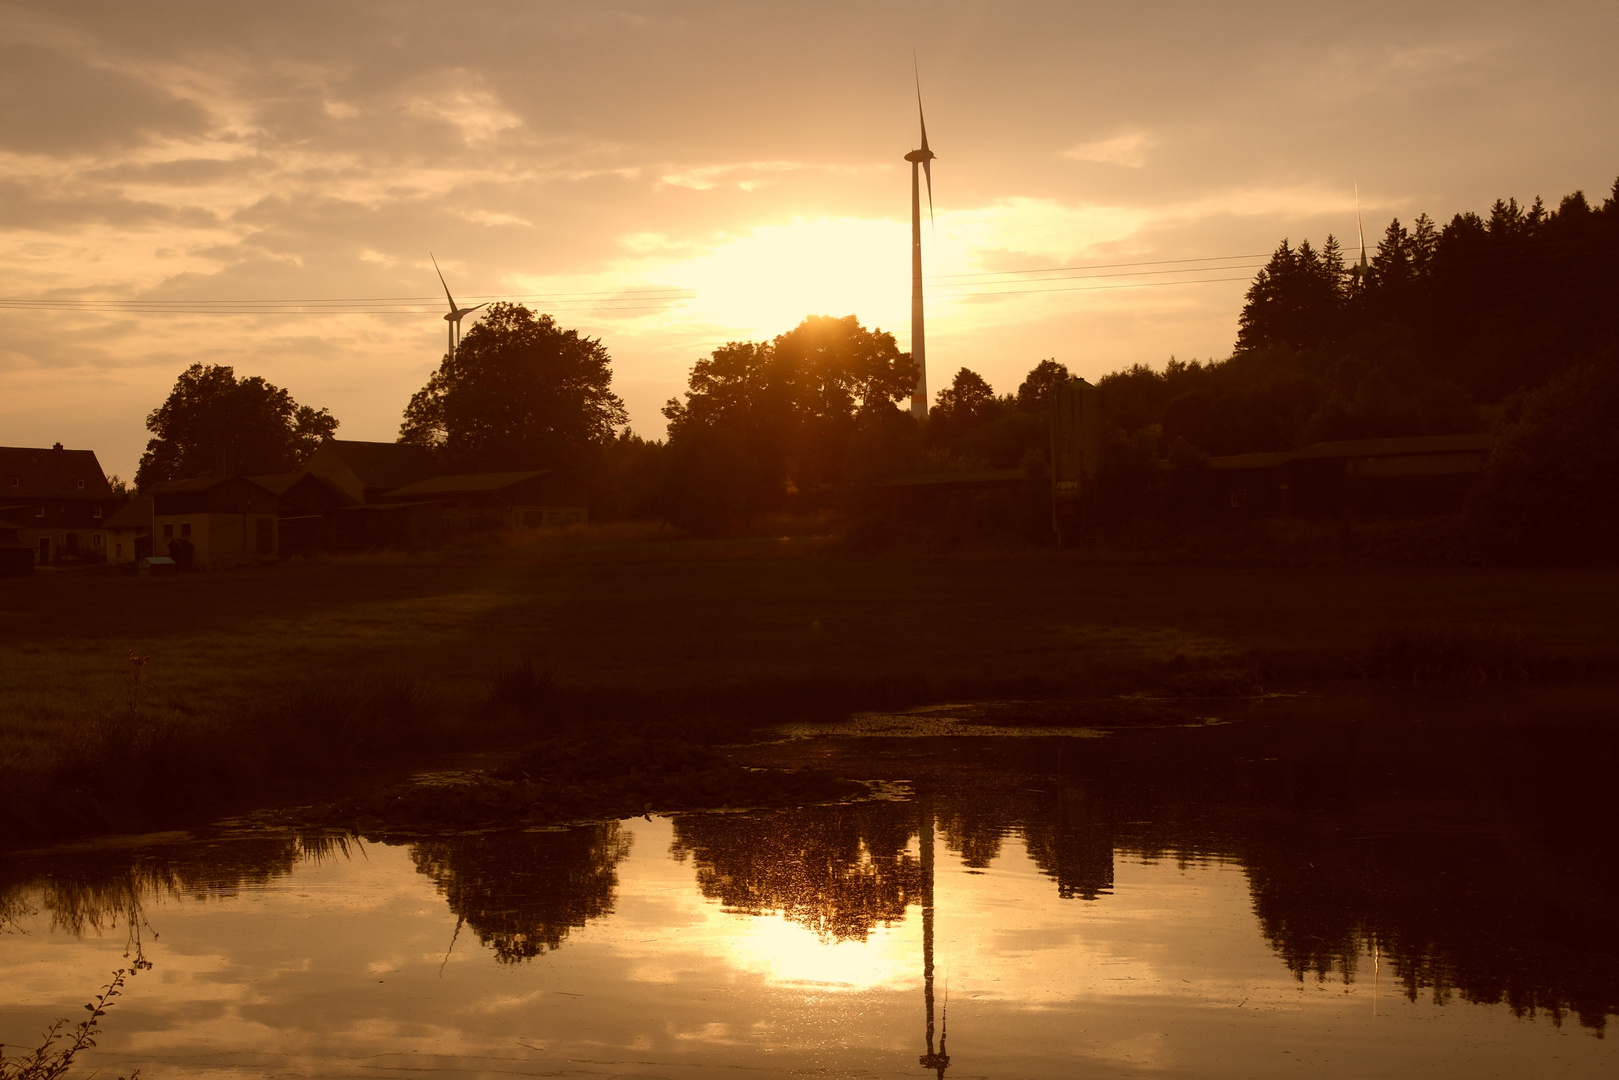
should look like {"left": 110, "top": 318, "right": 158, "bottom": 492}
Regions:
{"left": 670, "top": 803, "right": 921, "bottom": 942}
{"left": 410, "top": 824, "right": 632, "bottom": 963}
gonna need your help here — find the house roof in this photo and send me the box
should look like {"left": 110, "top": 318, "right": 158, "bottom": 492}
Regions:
{"left": 0, "top": 446, "right": 112, "bottom": 499}
{"left": 247, "top": 471, "right": 302, "bottom": 494}
{"left": 1210, "top": 452, "right": 1290, "bottom": 471}
{"left": 877, "top": 468, "right": 1025, "bottom": 489}
{"left": 1288, "top": 433, "right": 1492, "bottom": 460}
{"left": 104, "top": 495, "right": 154, "bottom": 529}
{"left": 146, "top": 475, "right": 279, "bottom": 497}
{"left": 1211, "top": 433, "right": 1492, "bottom": 471}
{"left": 312, "top": 440, "right": 439, "bottom": 491}
{"left": 381, "top": 470, "right": 553, "bottom": 499}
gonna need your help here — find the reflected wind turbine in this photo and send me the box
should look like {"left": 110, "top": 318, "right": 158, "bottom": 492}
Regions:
{"left": 905, "top": 64, "right": 936, "bottom": 419}
{"left": 432, "top": 253, "right": 487, "bottom": 360}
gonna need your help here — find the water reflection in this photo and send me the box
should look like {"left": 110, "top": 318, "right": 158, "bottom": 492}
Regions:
{"left": 410, "top": 824, "right": 631, "bottom": 962}
{"left": 3, "top": 709, "right": 1616, "bottom": 1077}
{"left": 670, "top": 802, "right": 920, "bottom": 941}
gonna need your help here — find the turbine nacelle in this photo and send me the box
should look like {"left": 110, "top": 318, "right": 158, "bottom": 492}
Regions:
{"left": 430, "top": 252, "right": 486, "bottom": 359}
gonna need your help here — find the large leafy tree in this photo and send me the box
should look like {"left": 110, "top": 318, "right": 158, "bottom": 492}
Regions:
{"left": 657, "top": 314, "right": 913, "bottom": 521}
{"left": 662, "top": 314, "right": 916, "bottom": 505}
{"left": 400, "top": 303, "right": 628, "bottom": 472}
{"left": 135, "top": 364, "right": 338, "bottom": 489}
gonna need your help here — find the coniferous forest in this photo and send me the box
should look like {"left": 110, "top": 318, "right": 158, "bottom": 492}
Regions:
{"left": 1099, "top": 178, "right": 1619, "bottom": 459}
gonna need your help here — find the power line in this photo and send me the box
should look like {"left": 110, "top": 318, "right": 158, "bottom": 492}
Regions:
{"left": 927, "top": 252, "right": 1272, "bottom": 281}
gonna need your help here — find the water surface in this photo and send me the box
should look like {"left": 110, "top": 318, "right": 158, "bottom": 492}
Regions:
{"left": 3, "top": 721, "right": 1615, "bottom": 1078}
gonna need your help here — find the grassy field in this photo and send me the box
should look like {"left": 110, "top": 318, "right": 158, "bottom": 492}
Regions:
{"left": 4, "top": 524, "right": 1619, "bottom": 843}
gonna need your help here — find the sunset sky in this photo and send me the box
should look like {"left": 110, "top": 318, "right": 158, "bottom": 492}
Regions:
{"left": 2, "top": 1, "right": 1615, "bottom": 480}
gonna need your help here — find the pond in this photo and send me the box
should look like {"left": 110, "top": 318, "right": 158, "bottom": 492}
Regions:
{"left": 3, "top": 712, "right": 1616, "bottom": 1078}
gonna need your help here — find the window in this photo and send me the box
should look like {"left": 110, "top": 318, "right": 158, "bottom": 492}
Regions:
{"left": 93, "top": 533, "right": 103, "bottom": 549}
{"left": 76, "top": 479, "right": 85, "bottom": 490}
{"left": 93, "top": 506, "right": 103, "bottom": 519}
{"left": 180, "top": 522, "right": 192, "bottom": 538}
{"left": 34, "top": 505, "right": 44, "bottom": 518}
{"left": 7, "top": 477, "right": 16, "bottom": 488}
{"left": 163, "top": 523, "right": 174, "bottom": 540}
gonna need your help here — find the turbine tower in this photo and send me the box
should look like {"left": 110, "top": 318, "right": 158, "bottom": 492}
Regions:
{"left": 432, "top": 253, "right": 487, "bottom": 360}
{"left": 905, "top": 71, "right": 936, "bottom": 419}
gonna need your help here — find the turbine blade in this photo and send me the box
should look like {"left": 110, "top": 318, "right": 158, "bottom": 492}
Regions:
{"left": 915, "top": 69, "right": 930, "bottom": 154}
{"left": 1354, "top": 181, "right": 1367, "bottom": 265}
{"left": 430, "top": 252, "right": 457, "bottom": 310}
{"left": 923, "top": 158, "right": 934, "bottom": 226}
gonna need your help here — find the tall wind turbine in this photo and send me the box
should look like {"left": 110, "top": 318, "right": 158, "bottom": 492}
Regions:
{"left": 904, "top": 68, "right": 936, "bottom": 419}
{"left": 431, "top": 253, "right": 487, "bottom": 360}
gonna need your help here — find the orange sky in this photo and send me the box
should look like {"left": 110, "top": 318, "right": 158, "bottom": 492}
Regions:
{"left": 2, "top": 1, "right": 1616, "bottom": 480}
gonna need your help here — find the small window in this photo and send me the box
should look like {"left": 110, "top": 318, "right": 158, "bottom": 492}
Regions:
{"left": 76, "top": 479, "right": 85, "bottom": 490}
{"left": 163, "top": 523, "right": 174, "bottom": 540}
{"left": 92, "top": 533, "right": 104, "bottom": 549}
{"left": 35, "top": 505, "right": 44, "bottom": 518}
{"left": 93, "top": 506, "right": 103, "bottom": 519}
{"left": 180, "top": 522, "right": 192, "bottom": 538}
{"left": 7, "top": 477, "right": 16, "bottom": 488}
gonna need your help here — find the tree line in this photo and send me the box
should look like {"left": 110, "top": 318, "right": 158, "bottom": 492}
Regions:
{"left": 131, "top": 175, "right": 1618, "bottom": 552}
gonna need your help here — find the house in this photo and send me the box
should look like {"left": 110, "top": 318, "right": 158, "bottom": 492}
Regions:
{"left": 104, "top": 495, "right": 155, "bottom": 565}
{"left": 145, "top": 475, "right": 287, "bottom": 569}
{"left": 1210, "top": 433, "right": 1493, "bottom": 518}
{"left": 301, "top": 440, "right": 439, "bottom": 505}
{"left": 0, "top": 444, "right": 118, "bottom": 566}
{"left": 376, "top": 471, "right": 588, "bottom": 530}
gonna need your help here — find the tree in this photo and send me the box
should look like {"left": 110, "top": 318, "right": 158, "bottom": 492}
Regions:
{"left": 1473, "top": 358, "right": 1619, "bottom": 559}
{"left": 1015, "top": 359, "right": 1072, "bottom": 412}
{"left": 928, "top": 367, "right": 1001, "bottom": 446}
{"left": 662, "top": 314, "right": 916, "bottom": 508}
{"left": 135, "top": 364, "right": 337, "bottom": 489}
{"left": 400, "top": 303, "right": 627, "bottom": 472}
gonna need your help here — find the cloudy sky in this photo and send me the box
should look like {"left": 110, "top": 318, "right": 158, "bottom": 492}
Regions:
{"left": 2, "top": 0, "right": 1615, "bottom": 479}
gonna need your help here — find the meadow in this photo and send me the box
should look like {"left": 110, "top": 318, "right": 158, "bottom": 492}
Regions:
{"left": 4, "top": 522, "right": 1619, "bottom": 845}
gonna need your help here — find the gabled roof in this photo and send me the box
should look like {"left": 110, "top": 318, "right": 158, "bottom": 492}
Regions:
{"left": 380, "top": 470, "right": 552, "bottom": 499}
{"left": 1210, "top": 452, "right": 1289, "bottom": 471}
{"left": 1288, "top": 433, "right": 1492, "bottom": 460}
{"left": 0, "top": 446, "right": 112, "bottom": 498}
{"left": 146, "top": 475, "right": 254, "bottom": 495}
{"left": 877, "top": 468, "right": 1025, "bottom": 489}
{"left": 1211, "top": 433, "right": 1493, "bottom": 471}
{"left": 309, "top": 440, "right": 439, "bottom": 491}
{"left": 104, "top": 495, "right": 154, "bottom": 529}
{"left": 247, "top": 471, "right": 302, "bottom": 495}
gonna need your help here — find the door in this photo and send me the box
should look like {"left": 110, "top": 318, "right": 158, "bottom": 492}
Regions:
{"left": 37, "top": 537, "right": 51, "bottom": 564}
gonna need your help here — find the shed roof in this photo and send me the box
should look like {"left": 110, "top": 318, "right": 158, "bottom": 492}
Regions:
{"left": 381, "top": 470, "right": 553, "bottom": 498}
{"left": 877, "top": 468, "right": 1025, "bottom": 489}
{"left": 1289, "top": 433, "right": 1492, "bottom": 460}
{"left": 1210, "top": 452, "right": 1289, "bottom": 471}
{"left": 0, "top": 446, "right": 112, "bottom": 498}
{"left": 1210, "top": 433, "right": 1492, "bottom": 471}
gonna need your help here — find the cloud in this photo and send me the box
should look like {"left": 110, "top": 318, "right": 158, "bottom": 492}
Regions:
{"left": 1060, "top": 132, "right": 1154, "bottom": 168}
{"left": 0, "top": 43, "right": 209, "bottom": 154}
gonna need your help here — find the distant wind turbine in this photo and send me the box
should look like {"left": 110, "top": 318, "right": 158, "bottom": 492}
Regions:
{"left": 904, "top": 62, "right": 937, "bottom": 419}
{"left": 431, "top": 253, "right": 487, "bottom": 360}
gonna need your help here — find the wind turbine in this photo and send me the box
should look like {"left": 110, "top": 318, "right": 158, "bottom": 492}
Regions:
{"left": 431, "top": 253, "right": 486, "bottom": 360}
{"left": 904, "top": 66, "right": 936, "bottom": 419}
